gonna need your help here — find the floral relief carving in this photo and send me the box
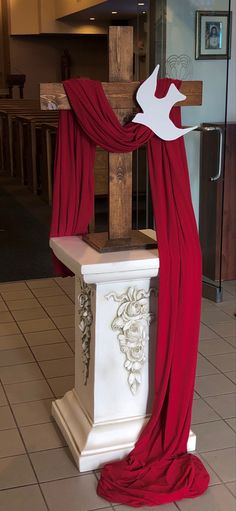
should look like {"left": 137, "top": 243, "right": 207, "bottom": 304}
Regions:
{"left": 106, "top": 287, "right": 156, "bottom": 395}
{"left": 78, "top": 280, "right": 93, "bottom": 385}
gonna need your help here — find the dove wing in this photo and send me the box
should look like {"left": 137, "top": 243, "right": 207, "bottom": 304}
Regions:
{"left": 136, "top": 64, "right": 160, "bottom": 110}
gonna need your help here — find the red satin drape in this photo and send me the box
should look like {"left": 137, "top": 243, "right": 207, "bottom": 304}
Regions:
{"left": 50, "top": 78, "right": 210, "bottom": 507}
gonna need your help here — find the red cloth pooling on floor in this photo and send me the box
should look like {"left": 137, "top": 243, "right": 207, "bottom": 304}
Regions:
{"left": 50, "top": 77, "right": 210, "bottom": 507}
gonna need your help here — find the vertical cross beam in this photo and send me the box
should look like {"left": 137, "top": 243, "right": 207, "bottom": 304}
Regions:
{"left": 108, "top": 26, "right": 133, "bottom": 240}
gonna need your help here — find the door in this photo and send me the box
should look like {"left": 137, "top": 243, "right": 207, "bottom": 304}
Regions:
{"left": 147, "top": 0, "right": 233, "bottom": 302}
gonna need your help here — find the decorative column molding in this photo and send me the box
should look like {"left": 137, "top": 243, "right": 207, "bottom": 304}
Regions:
{"left": 77, "top": 278, "right": 93, "bottom": 385}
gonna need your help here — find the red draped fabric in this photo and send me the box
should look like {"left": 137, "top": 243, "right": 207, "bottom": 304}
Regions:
{"left": 50, "top": 77, "right": 210, "bottom": 507}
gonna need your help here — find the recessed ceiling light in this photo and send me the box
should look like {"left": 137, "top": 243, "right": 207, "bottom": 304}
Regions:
{"left": 138, "top": 2, "right": 145, "bottom": 5}
{"left": 142, "top": 11, "right": 146, "bottom": 14}
{"left": 111, "top": 11, "right": 118, "bottom": 14}
{"left": 90, "top": 17, "right": 95, "bottom": 20}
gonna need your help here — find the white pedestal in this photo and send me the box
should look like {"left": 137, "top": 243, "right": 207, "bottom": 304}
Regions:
{"left": 50, "top": 231, "right": 196, "bottom": 472}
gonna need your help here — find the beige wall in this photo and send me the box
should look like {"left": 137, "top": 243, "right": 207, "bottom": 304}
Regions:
{"left": 40, "top": 0, "right": 106, "bottom": 34}
{"left": 9, "top": 0, "right": 107, "bottom": 35}
{"left": 9, "top": 34, "right": 108, "bottom": 97}
{"left": 9, "top": 0, "right": 40, "bottom": 34}
{"left": 55, "top": 0, "right": 107, "bottom": 20}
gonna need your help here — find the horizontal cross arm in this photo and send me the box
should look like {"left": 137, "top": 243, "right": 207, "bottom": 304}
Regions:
{"left": 40, "top": 80, "right": 202, "bottom": 111}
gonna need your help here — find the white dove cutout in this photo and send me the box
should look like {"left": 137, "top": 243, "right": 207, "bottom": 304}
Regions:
{"left": 132, "top": 65, "right": 197, "bottom": 141}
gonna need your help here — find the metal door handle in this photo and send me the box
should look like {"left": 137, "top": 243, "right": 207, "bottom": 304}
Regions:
{"left": 199, "top": 125, "right": 224, "bottom": 182}
{"left": 181, "top": 124, "right": 224, "bottom": 182}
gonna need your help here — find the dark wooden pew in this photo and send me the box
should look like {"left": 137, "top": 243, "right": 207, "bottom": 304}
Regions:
{"left": 0, "top": 100, "right": 39, "bottom": 173}
{"left": 13, "top": 112, "right": 59, "bottom": 193}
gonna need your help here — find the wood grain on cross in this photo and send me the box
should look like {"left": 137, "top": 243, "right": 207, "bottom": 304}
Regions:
{"left": 40, "top": 26, "right": 202, "bottom": 253}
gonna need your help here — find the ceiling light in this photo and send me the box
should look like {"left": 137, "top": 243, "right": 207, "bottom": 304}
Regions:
{"left": 138, "top": 2, "right": 145, "bottom": 5}
{"left": 142, "top": 11, "right": 146, "bottom": 14}
{"left": 111, "top": 11, "right": 118, "bottom": 14}
{"left": 90, "top": 17, "right": 95, "bottom": 20}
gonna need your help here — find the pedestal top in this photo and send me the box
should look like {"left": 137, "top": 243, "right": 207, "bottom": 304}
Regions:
{"left": 50, "top": 230, "right": 159, "bottom": 283}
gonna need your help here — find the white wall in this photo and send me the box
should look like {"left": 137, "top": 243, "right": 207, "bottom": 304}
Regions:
{"left": 165, "top": 0, "right": 235, "bottom": 224}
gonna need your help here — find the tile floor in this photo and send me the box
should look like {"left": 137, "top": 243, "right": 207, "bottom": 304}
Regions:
{"left": 0, "top": 277, "right": 235, "bottom": 511}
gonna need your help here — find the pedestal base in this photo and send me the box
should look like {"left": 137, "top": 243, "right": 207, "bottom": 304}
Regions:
{"left": 83, "top": 230, "right": 157, "bottom": 253}
{"left": 50, "top": 233, "right": 197, "bottom": 473}
{"left": 52, "top": 389, "right": 196, "bottom": 472}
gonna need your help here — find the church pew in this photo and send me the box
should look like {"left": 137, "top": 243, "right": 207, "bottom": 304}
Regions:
{"left": 0, "top": 101, "right": 39, "bottom": 174}
{"left": 0, "top": 107, "right": 39, "bottom": 174}
{"left": 40, "top": 119, "right": 109, "bottom": 206}
{"left": 13, "top": 112, "right": 59, "bottom": 193}
{"left": 40, "top": 122, "right": 58, "bottom": 204}
{"left": 0, "top": 89, "right": 10, "bottom": 98}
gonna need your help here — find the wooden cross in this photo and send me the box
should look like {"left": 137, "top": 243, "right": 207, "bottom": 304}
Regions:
{"left": 40, "top": 26, "right": 202, "bottom": 253}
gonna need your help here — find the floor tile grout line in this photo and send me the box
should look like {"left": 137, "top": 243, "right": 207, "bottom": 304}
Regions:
{"left": 224, "top": 372, "right": 236, "bottom": 384}
{"left": 0, "top": 353, "right": 74, "bottom": 368}
{"left": 193, "top": 384, "right": 236, "bottom": 405}
{"left": 200, "top": 451, "right": 236, "bottom": 487}
{"left": 1, "top": 445, "right": 96, "bottom": 462}
{"left": 0, "top": 337, "right": 74, "bottom": 349}
{"left": 53, "top": 277, "right": 76, "bottom": 301}
{"left": 195, "top": 373, "right": 236, "bottom": 389}
{"left": 0, "top": 376, "right": 45, "bottom": 386}
{"left": 2, "top": 297, "right": 74, "bottom": 335}
{"left": 196, "top": 348, "right": 236, "bottom": 385}
{"left": 201, "top": 310, "right": 236, "bottom": 322}
{"left": 224, "top": 481, "right": 236, "bottom": 499}
{"left": 198, "top": 348, "right": 236, "bottom": 358}
{"left": 89, "top": 507, "right": 112, "bottom": 511}
{"left": 222, "top": 286, "right": 236, "bottom": 296}
{"left": 199, "top": 335, "right": 236, "bottom": 351}
{"left": 28, "top": 471, "right": 96, "bottom": 484}
{"left": 199, "top": 334, "right": 236, "bottom": 349}
{"left": 193, "top": 391, "right": 236, "bottom": 424}
{"left": 1, "top": 395, "right": 55, "bottom": 407}
{"left": 0, "top": 418, "right": 56, "bottom": 430}
{"left": 44, "top": 372, "right": 74, "bottom": 380}
{"left": 25, "top": 277, "right": 74, "bottom": 303}
{"left": 222, "top": 417, "right": 236, "bottom": 434}
{"left": 0, "top": 482, "right": 43, "bottom": 493}
{"left": 0, "top": 377, "right": 51, "bottom": 511}
{"left": 0, "top": 372, "right": 75, "bottom": 386}
{"left": 200, "top": 318, "right": 236, "bottom": 340}
{"left": 3, "top": 299, "right": 74, "bottom": 316}
{"left": 224, "top": 339, "right": 236, "bottom": 350}
{"left": 199, "top": 342, "right": 236, "bottom": 359}
{"left": 0, "top": 306, "right": 60, "bottom": 402}
{"left": 198, "top": 444, "right": 236, "bottom": 456}
{"left": 0, "top": 307, "right": 21, "bottom": 326}
{"left": 192, "top": 417, "right": 223, "bottom": 427}
{"left": 197, "top": 444, "right": 236, "bottom": 455}
{"left": 0, "top": 289, "right": 75, "bottom": 357}
{"left": 22, "top": 284, "right": 76, "bottom": 352}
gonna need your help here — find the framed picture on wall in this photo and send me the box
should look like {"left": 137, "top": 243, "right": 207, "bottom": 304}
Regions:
{"left": 195, "top": 10, "right": 232, "bottom": 60}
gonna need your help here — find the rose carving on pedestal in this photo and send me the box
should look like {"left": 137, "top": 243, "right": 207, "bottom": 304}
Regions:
{"left": 106, "top": 287, "right": 156, "bottom": 395}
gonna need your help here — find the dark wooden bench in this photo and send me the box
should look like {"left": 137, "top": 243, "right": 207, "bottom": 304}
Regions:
{"left": 13, "top": 112, "right": 59, "bottom": 193}
{"left": 0, "top": 100, "right": 39, "bottom": 174}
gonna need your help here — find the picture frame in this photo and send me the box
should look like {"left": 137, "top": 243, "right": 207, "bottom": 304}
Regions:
{"left": 195, "top": 10, "right": 232, "bottom": 60}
